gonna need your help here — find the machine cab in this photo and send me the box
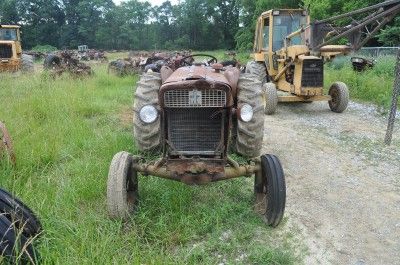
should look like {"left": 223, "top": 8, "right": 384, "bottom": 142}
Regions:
{"left": 0, "top": 25, "right": 21, "bottom": 61}
{"left": 253, "top": 10, "right": 309, "bottom": 76}
{"left": 0, "top": 26, "right": 20, "bottom": 41}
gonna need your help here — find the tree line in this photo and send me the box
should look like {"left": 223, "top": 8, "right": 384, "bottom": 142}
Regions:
{"left": 0, "top": 0, "right": 398, "bottom": 51}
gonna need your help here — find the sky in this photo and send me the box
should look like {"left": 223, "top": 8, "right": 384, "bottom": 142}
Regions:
{"left": 113, "top": 0, "right": 180, "bottom": 6}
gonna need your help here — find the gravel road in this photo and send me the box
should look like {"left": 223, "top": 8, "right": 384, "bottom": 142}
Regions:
{"left": 261, "top": 101, "right": 400, "bottom": 265}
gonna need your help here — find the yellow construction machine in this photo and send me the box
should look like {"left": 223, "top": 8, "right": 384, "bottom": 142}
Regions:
{"left": 247, "top": 1, "right": 400, "bottom": 114}
{"left": 0, "top": 25, "right": 33, "bottom": 72}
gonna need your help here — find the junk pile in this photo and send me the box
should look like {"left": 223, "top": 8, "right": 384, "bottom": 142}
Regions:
{"left": 351, "top": 57, "right": 376, "bottom": 72}
{"left": 108, "top": 50, "right": 194, "bottom": 76}
{"left": 43, "top": 51, "right": 93, "bottom": 77}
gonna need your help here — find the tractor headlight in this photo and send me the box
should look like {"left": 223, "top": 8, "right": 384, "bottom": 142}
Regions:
{"left": 239, "top": 104, "right": 253, "bottom": 122}
{"left": 139, "top": 105, "right": 158, "bottom": 124}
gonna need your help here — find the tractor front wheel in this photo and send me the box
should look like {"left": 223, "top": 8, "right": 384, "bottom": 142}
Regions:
{"left": 107, "top": 151, "right": 139, "bottom": 219}
{"left": 263, "top": 82, "right": 278, "bottom": 115}
{"left": 254, "top": 154, "right": 286, "bottom": 227}
{"left": 328, "top": 82, "right": 349, "bottom": 113}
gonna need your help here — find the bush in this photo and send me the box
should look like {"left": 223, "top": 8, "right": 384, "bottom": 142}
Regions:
{"left": 325, "top": 55, "right": 397, "bottom": 111}
{"left": 31, "top": 45, "right": 58, "bottom": 53}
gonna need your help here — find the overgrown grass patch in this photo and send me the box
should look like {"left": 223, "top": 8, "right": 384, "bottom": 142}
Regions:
{"left": 0, "top": 64, "right": 299, "bottom": 264}
{"left": 326, "top": 55, "right": 397, "bottom": 112}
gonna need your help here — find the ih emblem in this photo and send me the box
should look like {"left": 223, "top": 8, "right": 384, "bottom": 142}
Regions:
{"left": 188, "top": 90, "right": 202, "bottom": 105}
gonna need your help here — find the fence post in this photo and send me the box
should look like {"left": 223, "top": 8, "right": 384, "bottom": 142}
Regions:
{"left": 384, "top": 48, "right": 400, "bottom": 145}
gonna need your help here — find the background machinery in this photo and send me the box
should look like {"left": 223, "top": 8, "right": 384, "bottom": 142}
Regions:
{"left": 247, "top": 0, "right": 400, "bottom": 114}
{"left": 0, "top": 25, "right": 34, "bottom": 72}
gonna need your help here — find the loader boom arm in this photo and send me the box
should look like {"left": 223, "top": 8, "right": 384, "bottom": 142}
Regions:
{"left": 308, "top": 0, "right": 400, "bottom": 53}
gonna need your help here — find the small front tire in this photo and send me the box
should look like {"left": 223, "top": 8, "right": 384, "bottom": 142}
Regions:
{"left": 107, "top": 152, "right": 139, "bottom": 219}
{"left": 263, "top": 83, "right": 278, "bottom": 115}
{"left": 328, "top": 82, "right": 349, "bottom": 113}
{"left": 254, "top": 154, "right": 286, "bottom": 227}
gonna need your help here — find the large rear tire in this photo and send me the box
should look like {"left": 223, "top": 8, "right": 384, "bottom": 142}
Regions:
{"left": 245, "top": 60, "right": 267, "bottom": 83}
{"left": 107, "top": 152, "right": 139, "bottom": 219}
{"left": 328, "top": 82, "right": 349, "bottom": 113}
{"left": 234, "top": 73, "right": 264, "bottom": 158}
{"left": 133, "top": 72, "right": 162, "bottom": 152}
{"left": 254, "top": 154, "right": 286, "bottom": 227}
{"left": 21, "top": 54, "right": 34, "bottom": 72}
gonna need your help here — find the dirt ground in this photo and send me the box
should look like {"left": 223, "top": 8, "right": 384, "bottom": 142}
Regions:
{"left": 262, "top": 101, "right": 400, "bottom": 265}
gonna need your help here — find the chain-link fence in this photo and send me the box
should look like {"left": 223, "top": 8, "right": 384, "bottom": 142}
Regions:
{"left": 353, "top": 47, "right": 399, "bottom": 58}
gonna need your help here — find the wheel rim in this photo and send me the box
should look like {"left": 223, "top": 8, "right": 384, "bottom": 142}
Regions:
{"left": 126, "top": 166, "right": 138, "bottom": 206}
{"left": 329, "top": 88, "right": 339, "bottom": 108}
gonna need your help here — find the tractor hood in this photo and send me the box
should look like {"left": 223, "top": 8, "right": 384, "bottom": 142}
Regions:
{"left": 159, "top": 65, "right": 240, "bottom": 107}
{"left": 160, "top": 65, "right": 240, "bottom": 98}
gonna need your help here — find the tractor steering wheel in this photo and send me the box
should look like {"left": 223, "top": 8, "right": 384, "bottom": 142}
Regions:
{"left": 181, "top": 54, "right": 218, "bottom": 66}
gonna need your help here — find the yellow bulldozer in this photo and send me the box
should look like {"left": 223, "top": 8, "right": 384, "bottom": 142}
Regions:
{"left": 247, "top": 1, "right": 400, "bottom": 114}
{"left": 0, "top": 25, "right": 33, "bottom": 72}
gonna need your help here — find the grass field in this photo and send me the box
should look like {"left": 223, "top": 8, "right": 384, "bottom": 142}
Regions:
{"left": 326, "top": 55, "right": 397, "bottom": 112}
{"left": 0, "top": 63, "right": 299, "bottom": 264}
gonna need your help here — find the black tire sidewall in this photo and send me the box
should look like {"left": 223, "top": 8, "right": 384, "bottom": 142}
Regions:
{"left": 0, "top": 188, "right": 42, "bottom": 238}
{"left": 261, "top": 154, "right": 286, "bottom": 227}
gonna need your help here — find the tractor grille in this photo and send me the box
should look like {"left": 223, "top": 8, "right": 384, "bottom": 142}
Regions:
{"left": 164, "top": 89, "right": 226, "bottom": 107}
{"left": 167, "top": 108, "right": 224, "bottom": 155}
{"left": 0, "top": 44, "right": 12, "bottom": 59}
{"left": 301, "top": 59, "right": 324, "bottom": 87}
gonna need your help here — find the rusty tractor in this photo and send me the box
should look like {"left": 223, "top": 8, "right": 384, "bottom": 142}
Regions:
{"left": 107, "top": 55, "right": 286, "bottom": 227}
{"left": 0, "top": 25, "right": 34, "bottom": 72}
{"left": 0, "top": 122, "right": 16, "bottom": 165}
{"left": 43, "top": 50, "right": 93, "bottom": 77}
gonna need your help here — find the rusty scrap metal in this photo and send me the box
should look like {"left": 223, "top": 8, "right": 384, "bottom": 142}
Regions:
{"left": 44, "top": 51, "right": 93, "bottom": 77}
{"left": 0, "top": 121, "right": 16, "bottom": 165}
{"left": 133, "top": 158, "right": 260, "bottom": 185}
{"left": 108, "top": 50, "right": 195, "bottom": 76}
{"left": 351, "top": 57, "right": 375, "bottom": 72}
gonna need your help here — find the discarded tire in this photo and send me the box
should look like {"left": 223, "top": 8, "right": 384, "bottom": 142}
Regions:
{"left": 0, "top": 188, "right": 42, "bottom": 238}
{"left": 43, "top": 54, "right": 61, "bottom": 70}
{"left": 0, "top": 214, "right": 38, "bottom": 263}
